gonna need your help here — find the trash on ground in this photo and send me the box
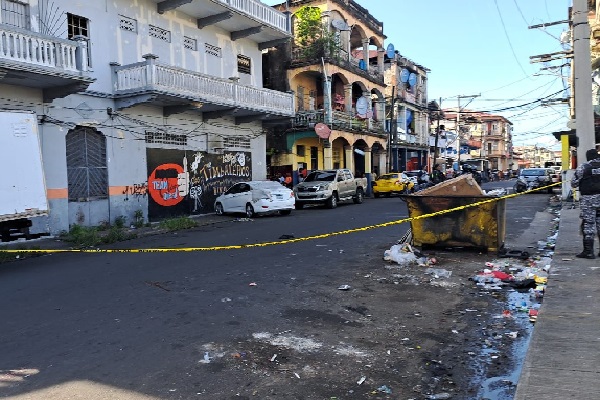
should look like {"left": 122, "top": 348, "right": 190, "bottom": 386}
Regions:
{"left": 424, "top": 268, "right": 452, "bottom": 279}
{"left": 357, "top": 376, "right": 366, "bottom": 385}
{"left": 384, "top": 243, "right": 418, "bottom": 265}
{"left": 377, "top": 385, "right": 392, "bottom": 394}
{"left": 338, "top": 284, "right": 351, "bottom": 290}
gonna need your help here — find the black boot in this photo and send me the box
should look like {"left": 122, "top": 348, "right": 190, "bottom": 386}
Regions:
{"left": 576, "top": 238, "right": 596, "bottom": 259}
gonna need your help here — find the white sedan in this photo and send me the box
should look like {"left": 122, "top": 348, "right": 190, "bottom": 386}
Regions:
{"left": 214, "top": 181, "right": 295, "bottom": 217}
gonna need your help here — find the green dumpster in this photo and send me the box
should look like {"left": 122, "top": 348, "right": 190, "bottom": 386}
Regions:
{"left": 403, "top": 195, "right": 506, "bottom": 253}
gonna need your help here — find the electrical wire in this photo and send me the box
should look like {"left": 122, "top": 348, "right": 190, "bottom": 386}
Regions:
{"left": 493, "top": 0, "right": 530, "bottom": 78}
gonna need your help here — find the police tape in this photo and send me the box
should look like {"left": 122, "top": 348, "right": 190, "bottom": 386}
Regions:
{"left": 0, "top": 182, "right": 562, "bottom": 254}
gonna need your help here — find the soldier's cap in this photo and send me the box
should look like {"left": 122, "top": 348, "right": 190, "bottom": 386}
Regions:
{"left": 586, "top": 148, "right": 600, "bottom": 161}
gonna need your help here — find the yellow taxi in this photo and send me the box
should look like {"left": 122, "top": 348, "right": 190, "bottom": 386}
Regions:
{"left": 372, "top": 172, "right": 415, "bottom": 197}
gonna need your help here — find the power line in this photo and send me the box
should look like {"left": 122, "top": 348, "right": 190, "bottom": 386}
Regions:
{"left": 493, "top": 0, "right": 530, "bottom": 78}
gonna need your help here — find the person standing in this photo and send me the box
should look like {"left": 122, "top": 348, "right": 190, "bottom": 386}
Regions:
{"left": 431, "top": 164, "right": 446, "bottom": 184}
{"left": 571, "top": 148, "right": 600, "bottom": 259}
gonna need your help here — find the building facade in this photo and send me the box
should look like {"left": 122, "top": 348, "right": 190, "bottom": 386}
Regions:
{"left": 0, "top": 0, "right": 294, "bottom": 234}
{"left": 265, "top": 0, "right": 387, "bottom": 189}
{"left": 383, "top": 53, "right": 430, "bottom": 172}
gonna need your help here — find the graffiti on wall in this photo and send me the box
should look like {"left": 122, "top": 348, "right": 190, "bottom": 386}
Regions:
{"left": 146, "top": 149, "right": 251, "bottom": 219}
{"left": 122, "top": 182, "right": 148, "bottom": 200}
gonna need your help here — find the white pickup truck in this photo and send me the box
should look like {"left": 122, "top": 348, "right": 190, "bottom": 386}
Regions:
{"left": 293, "top": 169, "right": 367, "bottom": 209}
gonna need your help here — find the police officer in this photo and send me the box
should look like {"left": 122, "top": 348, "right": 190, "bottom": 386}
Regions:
{"left": 431, "top": 164, "right": 445, "bottom": 184}
{"left": 571, "top": 148, "right": 600, "bottom": 259}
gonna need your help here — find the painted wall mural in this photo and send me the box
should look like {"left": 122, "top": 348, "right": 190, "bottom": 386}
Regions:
{"left": 146, "top": 149, "right": 252, "bottom": 219}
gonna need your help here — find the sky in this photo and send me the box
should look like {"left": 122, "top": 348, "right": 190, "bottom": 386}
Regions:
{"left": 262, "top": 0, "right": 572, "bottom": 149}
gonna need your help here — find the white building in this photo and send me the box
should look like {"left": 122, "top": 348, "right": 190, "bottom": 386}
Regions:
{"left": 0, "top": 0, "right": 294, "bottom": 234}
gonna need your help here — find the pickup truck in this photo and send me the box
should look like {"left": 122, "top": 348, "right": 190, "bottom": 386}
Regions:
{"left": 293, "top": 169, "right": 367, "bottom": 209}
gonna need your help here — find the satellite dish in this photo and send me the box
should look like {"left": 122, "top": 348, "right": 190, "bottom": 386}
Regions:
{"left": 331, "top": 19, "right": 349, "bottom": 31}
{"left": 400, "top": 69, "right": 410, "bottom": 83}
{"left": 386, "top": 43, "right": 395, "bottom": 59}
{"left": 408, "top": 72, "right": 417, "bottom": 87}
{"left": 355, "top": 96, "right": 368, "bottom": 116}
{"left": 314, "top": 123, "right": 332, "bottom": 139}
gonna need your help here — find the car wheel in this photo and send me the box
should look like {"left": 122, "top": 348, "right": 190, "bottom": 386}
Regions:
{"left": 279, "top": 209, "right": 292, "bottom": 216}
{"left": 374, "top": 192, "right": 380, "bottom": 198}
{"left": 215, "top": 203, "right": 224, "bottom": 215}
{"left": 353, "top": 188, "right": 364, "bottom": 204}
{"left": 245, "top": 204, "right": 255, "bottom": 218}
{"left": 326, "top": 194, "right": 338, "bottom": 209}
{"left": 385, "top": 192, "right": 391, "bottom": 198}
{"left": 295, "top": 202, "right": 304, "bottom": 210}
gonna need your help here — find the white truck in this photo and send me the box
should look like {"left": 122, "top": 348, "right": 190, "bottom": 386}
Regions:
{"left": 0, "top": 110, "right": 48, "bottom": 241}
{"left": 293, "top": 169, "right": 367, "bottom": 209}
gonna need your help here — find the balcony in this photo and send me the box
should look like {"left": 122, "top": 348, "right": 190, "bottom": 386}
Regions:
{"left": 293, "top": 110, "right": 385, "bottom": 136}
{"left": 0, "top": 25, "right": 94, "bottom": 101}
{"left": 153, "top": 0, "right": 291, "bottom": 49}
{"left": 290, "top": 45, "right": 384, "bottom": 86}
{"left": 112, "top": 55, "right": 294, "bottom": 122}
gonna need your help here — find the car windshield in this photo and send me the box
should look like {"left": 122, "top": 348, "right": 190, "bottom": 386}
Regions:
{"left": 522, "top": 169, "right": 546, "bottom": 176}
{"left": 378, "top": 174, "right": 399, "bottom": 180}
{"left": 304, "top": 171, "right": 336, "bottom": 182}
{"left": 404, "top": 171, "right": 422, "bottom": 177}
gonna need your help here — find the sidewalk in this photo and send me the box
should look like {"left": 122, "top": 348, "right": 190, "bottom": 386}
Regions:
{"left": 514, "top": 206, "right": 600, "bottom": 399}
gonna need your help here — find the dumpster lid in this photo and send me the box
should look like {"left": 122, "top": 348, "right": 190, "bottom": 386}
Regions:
{"left": 414, "top": 174, "right": 485, "bottom": 196}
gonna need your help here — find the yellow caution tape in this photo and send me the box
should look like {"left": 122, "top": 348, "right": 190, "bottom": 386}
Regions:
{"left": 0, "top": 182, "right": 561, "bottom": 254}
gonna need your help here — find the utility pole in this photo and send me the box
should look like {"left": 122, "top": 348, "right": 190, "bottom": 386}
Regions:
{"left": 455, "top": 94, "right": 480, "bottom": 169}
{"left": 388, "top": 85, "right": 396, "bottom": 173}
{"left": 432, "top": 97, "right": 442, "bottom": 168}
{"left": 573, "top": 0, "right": 595, "bottom": 164}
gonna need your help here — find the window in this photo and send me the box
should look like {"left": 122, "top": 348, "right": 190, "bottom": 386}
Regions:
{"left": 145, "top": 131, "right": 187, "bottom": 146}
{"left": 223, "top": 136, "right": 251, "bottom": 149}
{"left": 296, "top": 145, "right": 305, "bottom": 157}
{"left": 183, "top": 36, "right": 197, "bottom": 51}
{"left": 149, "top": 24, "right": 171, "bottom": 43}
{"left": 66, "top": 127, "right": 108, "bottom": 201}
{"left": 310, "top": 146, "right": 318, "bottom": 170}
{"left": 1, "top": 0, "right": 29, "bottom": 29}
{"left": 237, "top": 55, "right": 251, "bottom": 74}
{"left": 205, "top": 43, "right": 222, "bottom": 57}
{"left": 119, "top": 15, "right": 137, "bottom": 33}
{"left": 67, "top": 13, "right": 91, "bottom": 66}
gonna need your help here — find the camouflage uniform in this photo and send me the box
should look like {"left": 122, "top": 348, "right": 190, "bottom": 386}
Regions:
{"left": 571, "top": 156, "right": 600, "bottom": 241}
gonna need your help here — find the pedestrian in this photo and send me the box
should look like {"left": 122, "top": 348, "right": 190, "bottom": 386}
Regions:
{"left": 284, "top": 173, "right": 292, "bottom": 188}
{"left": 571, "top": 148, "right": 600, "bottom": 259}
{"left": 431, "top": 164, "right": 445, "bottom": 184}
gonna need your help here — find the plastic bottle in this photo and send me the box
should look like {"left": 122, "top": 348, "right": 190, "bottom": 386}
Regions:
{"left": 426, "top": 393, "right": 452, "bottom": 400}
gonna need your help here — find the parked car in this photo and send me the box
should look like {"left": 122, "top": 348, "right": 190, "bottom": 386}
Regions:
{"left": 214, "top": 181, "right": 295, "bottom": 217}
{"left": 293, "top": 169, "right": 366, "bottom": 209}
{"left": 517, "top": 168, "right": 554, "bottom": 193}
{"left": 372, "top": 173, "right": 415, "bottom": 197}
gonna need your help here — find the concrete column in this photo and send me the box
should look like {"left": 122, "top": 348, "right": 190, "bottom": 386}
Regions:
{"left": 377, "top": 47, "right": 385, "bottom": 74}
{"left": 364, "top": 91, "right": 372, "bottom": 130}
{"left": 361, "top": 38, "right": 369, "bottom": 70}
{"left": 74, "top": 35, "right": 89, "bottom": 72}
{"left": 323, "top": 141, "right": 333, "bottom": 169}
{"left": 378, "top": 151, "right": 387, "bottom": 174}
{"left": 143, "top": 53, "right": 159, "bottom": 86}
{"left": 344, "top": 84, "right": 353, "bottom": 113}
{"left": 364, "top": 147, "right": 373, "bottom": 196}
{"left": 344, "top": 145, "right": 355, "bottom": 172}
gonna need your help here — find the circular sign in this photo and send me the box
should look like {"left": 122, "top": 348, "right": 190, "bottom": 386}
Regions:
{"left": 400, "top": 69, "right": 410, "bottom": 83}
{"left": 148, "top": 163, "right": 185, "bottom": 207}
{"left": 314, "top": 123, "right": 332, "bottom": 139}
{"left": 386, "top": 43, "right": 395, "bottom": 59}
{"left": 408, "top": 72, "right": 417, "bottom": 86}
{"left": 355, "top": 96, "right": 368, "bottom": 116}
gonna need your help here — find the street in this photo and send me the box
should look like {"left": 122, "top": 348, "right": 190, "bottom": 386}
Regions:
{"left": 0, "top": 186, "right": 556, "bottom": 399}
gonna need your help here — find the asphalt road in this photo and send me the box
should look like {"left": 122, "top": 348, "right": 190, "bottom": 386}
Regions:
{"left": 0, "top": 184, "right": 553, "bottom": 399}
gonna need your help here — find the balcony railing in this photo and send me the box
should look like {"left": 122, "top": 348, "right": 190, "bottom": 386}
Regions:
{"left": 215, "top": 0, "right": 289, "bottom": 32}
{"left": 0, "top": 26, "right": 82, "bottom": 72}
{"left": 113, "top": 56, "right": 294, "bottom": 116}
{"left": 293, "top": 110, "right": 385, "bottom": 134}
